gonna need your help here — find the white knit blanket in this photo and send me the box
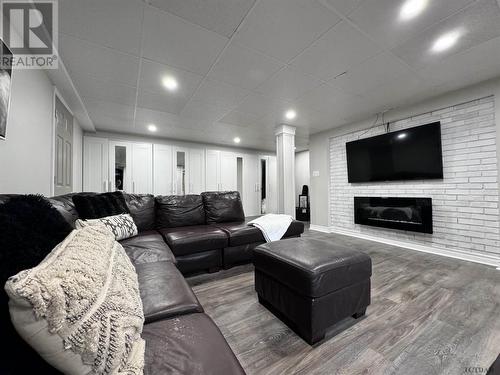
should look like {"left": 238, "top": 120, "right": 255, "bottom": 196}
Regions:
{"left": 249, "top": 214, "right": 293, "bottom": 242}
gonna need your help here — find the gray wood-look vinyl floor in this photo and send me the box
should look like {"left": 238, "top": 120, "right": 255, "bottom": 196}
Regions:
{"left": 187, "top": 229, "right": 500, "bottom": 375}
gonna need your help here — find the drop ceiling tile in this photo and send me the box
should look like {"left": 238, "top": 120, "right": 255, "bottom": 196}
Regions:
{"left": 135, "top": 107, "right": 181, "bottom": 127}
{"left": 392, "top": 0, "right": 500, "bottom": 69}
{"left": 362, "top": 74, "right": 439, "bottom": 112}
{"left": 207, "top": 43, "right": 284, "bottom": 90}
{"left": 416, "top": 35, "right": 500, "bottom": 90}
{"left": 137, "top": 89, "right": 189, "bottom": 115}
{"left": 295, "top": 83, "right": 363, "bottom": 115}
{"left": 71, "top": 72, "right": 137, "bottom": 106}
{"left": 84, "top": 99, "right": 135, "bottom": 123}
{"left": 233, "top": 0, "right": 341, "bottom": 62}
{"left": 59, "top": 0, "right": 143, "bottom": 55}
{"left": 255, "top": 67, "right": 323, "bottom": 102}
{"left": 291, "top": 21, "right": 380, "bottom": 81}
{"left": 60, "top": 35, "right": 140, "bottom": 86}
{"left": 349, "top": 0, "right": 476, "bottom": 49}
{"left": 219, "top": 110, "right": 264, "bottom": 127}
{"left": 142, "top": 6, "right": 228, "bottom": 75}
{"left": 321, "top": 0, "right": 366, "bottom": 16}
{"left": 85, "top": 98, "right": 136, "bottom": 134}
{"left": 139, "top": 59, "right": 204, "bottom": 97}
{"left": 147, "top": 0, "right": 256, "bottom": 38}
{"left": 180, "top": 99, "right": 232, "bottom": 124}
{"left": 328, "top": 52, "right": 416, "bottom": 95}
{"left": 190, "top": 78, "right": 251, "bottom": 109}
{"left": 235, "top": 92, "right": 291, "bottom": 117}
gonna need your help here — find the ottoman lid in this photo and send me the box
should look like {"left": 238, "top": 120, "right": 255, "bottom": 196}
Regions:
{"left": 253, "top": 237, "right": 372, "bottom": 298}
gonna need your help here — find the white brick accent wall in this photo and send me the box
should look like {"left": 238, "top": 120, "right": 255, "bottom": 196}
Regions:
{"left": 329, "top": 96, "right": 500, "bottom": 259}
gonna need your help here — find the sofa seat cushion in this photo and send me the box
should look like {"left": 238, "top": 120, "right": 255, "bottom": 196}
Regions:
{"left": 120, "top": 232, "right": 176, "bottom": 265}
{"left": 135, "top": 261, "right": 202, "bottom": 323}
{"left": 159, "top": 225, "right": 228, "bottom": 256}
{"left": 216, "top": 222, "right": 265, "bottom": 247}
{"left": 143, "top": 313, "right": 245, "bottom": 375}
{"left": 254, "top": 237, "right": 372, "bottom": 298}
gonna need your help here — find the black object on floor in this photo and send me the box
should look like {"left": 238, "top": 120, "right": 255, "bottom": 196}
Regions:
{"left": 253, "top": 237, "right": 372, "bottom": 345}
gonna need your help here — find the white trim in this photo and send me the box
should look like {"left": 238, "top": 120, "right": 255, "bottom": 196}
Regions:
{"left": 328, "top": 226, "right": 500, "bottom": 268}
{"left": 309, "top": 224, "right": 331, "bottom": 233}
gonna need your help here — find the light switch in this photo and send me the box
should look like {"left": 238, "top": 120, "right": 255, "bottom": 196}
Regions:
{"left": 312, "top": 170, "right": 320, "bottom": 177}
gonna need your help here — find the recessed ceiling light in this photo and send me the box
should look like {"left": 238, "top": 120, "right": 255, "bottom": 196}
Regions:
{"left": 147, "top": 124, "right": 157, "bottom": 132}
{"left": 431, "top": 29, "right": 462, "bottom": 53}
{"left": 162, "top": 76, "right": 178, "bottom": 92}
{"left": 233, "top": 137, "right": 241, "bottom": 144}
{"left": 399, "top": 0, "right": 428, "bottom": 21}
{"left": 397, "top": 133, "right": 407, "bottom": 139}
{"left": 285, "top": 109, "right": 297, "bottom": 120}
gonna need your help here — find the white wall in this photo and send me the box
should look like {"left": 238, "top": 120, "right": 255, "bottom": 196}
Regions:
{"left": 295, "top": 151, "right": 310, "bottom": 206}
{"left": 329, "top": 97, "right": 499, "bottom": 262}
{"left": 0, "top": 68, "right": 55, "bottom": 195}
{"left": 310, "top": 78, "right": 500, "bottom": 229}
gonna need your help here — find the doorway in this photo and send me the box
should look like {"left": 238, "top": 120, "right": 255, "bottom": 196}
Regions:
{"left": 53, "top": 96, "right": 73, "bottom": 196}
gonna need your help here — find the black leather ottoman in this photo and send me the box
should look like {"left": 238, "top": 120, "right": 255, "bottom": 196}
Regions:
{"left": 253, "top": 237, "right": 372, "bottom": 345}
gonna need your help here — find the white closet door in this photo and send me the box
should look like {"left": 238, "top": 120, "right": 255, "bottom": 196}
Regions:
{"left": 131, "top": 143, "right": 153, "bottom": 194}
{"left": 220, "top": 152, "right": 237, "bottom": 191}
{"left": 242, "top": 154, "right": 260, "bottom": 216}
{"left": 153, "top": 144, "right": 173, "bottom": 196}
{"left": 267, "top": 156, "right": 278, "bottom": 214}
{"left": 83, "top": 137, "right": 108, "bottom": 192}
{"left": 188, "top": 148, "right": 205, "bottom": 194}
{"left": 205, "top": 150, "right": 220, "bottom": 191}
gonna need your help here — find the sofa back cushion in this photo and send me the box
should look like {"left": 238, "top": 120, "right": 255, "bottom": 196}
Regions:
{"left": 124, "top": 194, "right": 155, "bottom": 232}
{"left": 72, "top": 191, "right": 129, "bottom": 219}
{"left": 156, "top": 195, "right": 205, "bottom": 228}
{"left": 5, "top": 226, "right": 145, "bottom": 375}
{"left": 49, "top": 193, "right": 96, "bottom": 228}
{"left": 201, "top": 191, "right": 245, "bottom": 224}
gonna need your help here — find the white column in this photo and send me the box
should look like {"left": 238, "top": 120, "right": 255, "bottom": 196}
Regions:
{"left": 275, "top": 124, "right": 296, "bottom": 218}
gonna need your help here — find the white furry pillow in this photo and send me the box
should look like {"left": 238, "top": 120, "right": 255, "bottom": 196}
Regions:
{"left": 75, "top": 213, "right": 138, "bottom": 240}
{"left": 4, "top": 226, "right": 145, "bottom": 375}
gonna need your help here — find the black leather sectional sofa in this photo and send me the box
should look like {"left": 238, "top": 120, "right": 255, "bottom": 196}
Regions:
{"left": 3, "top": 191, "right": 304, "bottom": 374}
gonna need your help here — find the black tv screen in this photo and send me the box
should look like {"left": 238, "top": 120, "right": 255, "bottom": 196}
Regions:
{"left": 346, "top": 122, "right": 443, "bottom": 183}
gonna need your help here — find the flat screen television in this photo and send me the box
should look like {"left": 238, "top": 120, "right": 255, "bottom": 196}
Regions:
{"left": 346, "top": 122, "right": 443, "bottom": 183}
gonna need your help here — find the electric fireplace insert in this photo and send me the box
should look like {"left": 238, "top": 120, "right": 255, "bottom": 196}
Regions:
{"left": 354, "top": 197, "right": 433, "bottom": 234}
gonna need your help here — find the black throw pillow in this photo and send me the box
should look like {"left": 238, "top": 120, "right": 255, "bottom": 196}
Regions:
{"left": 0, "top": 194, "right": 71, "bottom": 375}
{"left": 72, "top": 191, "right": 129, "bottom": 219}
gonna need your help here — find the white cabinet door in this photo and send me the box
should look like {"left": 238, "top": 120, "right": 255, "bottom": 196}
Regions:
{"left": 131, "top": 143, "right": 153, "bottom": 194}
{"left": 153, "top": 144, "right": 173, "bottom": 195}
{"left": 188, "top": 148, "right": 205, "bottom": 194}
{"left": 242, "top": 154, "right": 260, "bottom": 216}
{"left": 83, "top": 137, "right": 109, "bottom": 192}
{"left": 220, "top": 151, "right": 237, "bottom": 191}
{"left": 205, "top": 149, "right": 220, "bottom": 191}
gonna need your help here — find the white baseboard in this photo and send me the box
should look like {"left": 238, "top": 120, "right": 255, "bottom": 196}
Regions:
{"left": 326, "top": 226, "right": 500, "bottom": 268}
{"left": 309, "top": 224, "right": 331, "bottom": 233}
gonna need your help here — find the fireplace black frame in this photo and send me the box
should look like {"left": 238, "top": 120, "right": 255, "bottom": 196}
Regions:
{"left": 354, "top": 197, "right": 433, "bottom": 234}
